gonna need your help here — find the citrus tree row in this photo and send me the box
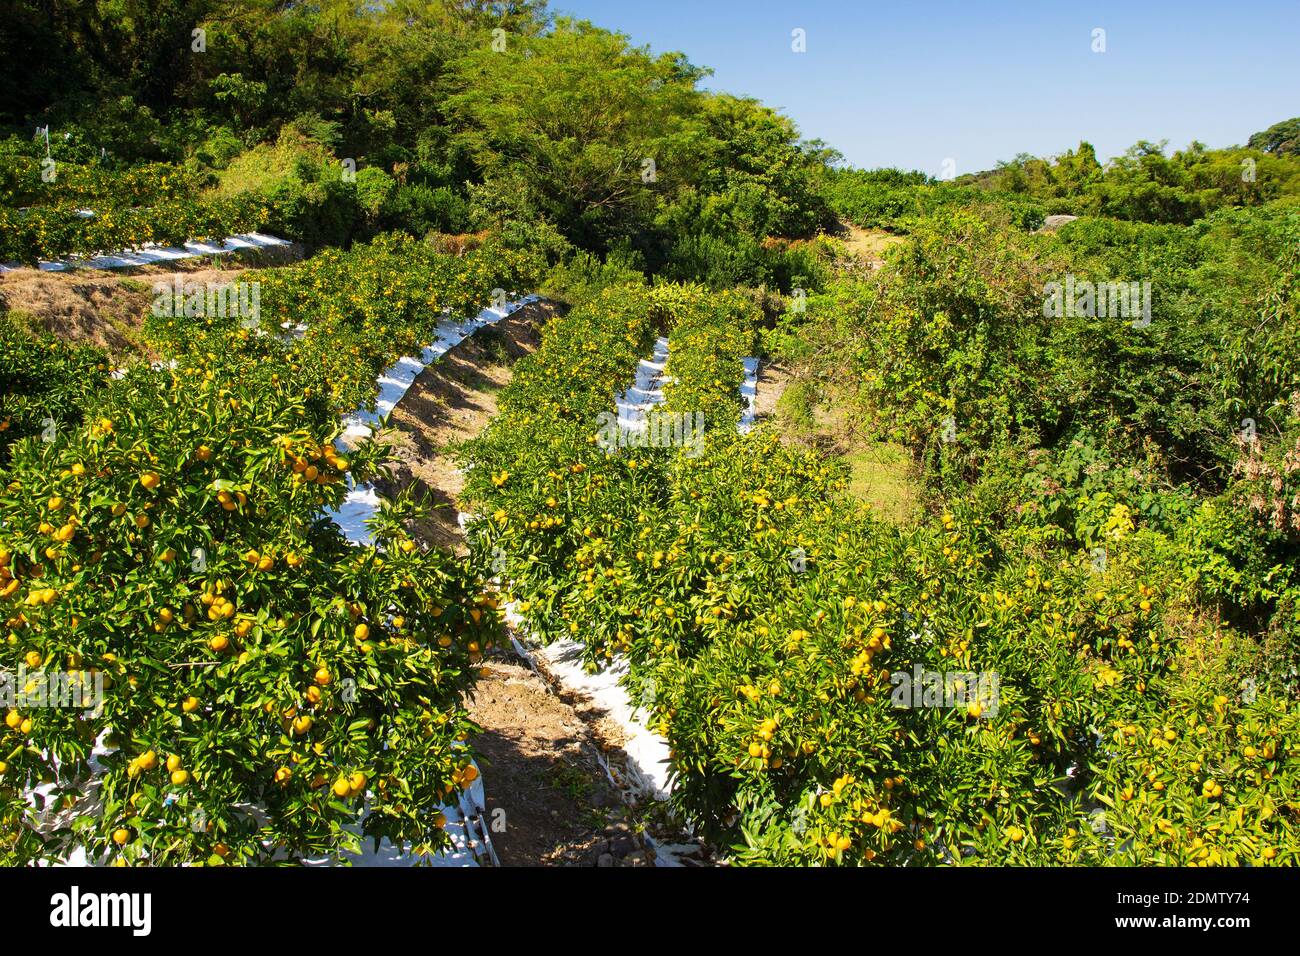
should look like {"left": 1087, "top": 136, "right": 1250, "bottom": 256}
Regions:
{"left": 146, "top": 232, "right": 545, "bottom": 419}
{"left": 0, "top": 194, "right": 273, "bottom": 265}
{"left": 0, "top": 238, "right": 539, "bottom": 865}
{"left": 460, "top": 282, "right": 757, "bottom": 663}
{"left": 463, "top": 287, "right": 1299, "bottom": 866}
{"left": 0, "top": 158, "right": 204, "bottom": 211}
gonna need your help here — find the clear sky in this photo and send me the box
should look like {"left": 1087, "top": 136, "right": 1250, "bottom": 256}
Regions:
{"left": 550, "top": 0, "right": 1300, "bottom": 176}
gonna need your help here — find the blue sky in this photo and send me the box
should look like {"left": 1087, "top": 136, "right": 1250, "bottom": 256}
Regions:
{"left": 550, "top": 0, "right": 1300, "bottom": 175}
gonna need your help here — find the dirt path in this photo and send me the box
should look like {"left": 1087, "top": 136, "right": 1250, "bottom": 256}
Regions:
{"left": 753, "top": 358, "right": 793, "bottom": 427}
{"left": 467, "top": 660, "right": 656, "bottom": 866}
{"left": 377, "top": 300, "right": 670, "bottom": 866}
{"left": 372, "top": 304, "right": 557, "bottom": 552}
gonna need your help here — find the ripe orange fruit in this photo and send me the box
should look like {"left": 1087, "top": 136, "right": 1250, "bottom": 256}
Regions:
{"left": 139, "top": 472, "right": 161, "bottom": 490}
{"left": 210, "top": 635, "right": 230, "bottom": 652}
{"left": 170, "top": 769, "right": 190, "bottom": 786}
{"left": 113, "top": 828, "right": 131, "bottom": 845}
{"left": 314, "top": 667, "right": 332, "bottom": 686}
{"left": 182, "top": 696, "right": 199, "bottom": 713}
{"left": 332, "top": 777, "right": 351, "bottom": 798}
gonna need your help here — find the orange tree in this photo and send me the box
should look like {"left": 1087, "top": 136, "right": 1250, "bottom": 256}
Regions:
{"left": 0, "top": 314, "right": 111, "bottom": 466}
{"left": 0, "top": 194, "right": 273, "bottom": 265}
{"left": 0, "top": 346, "right": 500, "bottom": 865}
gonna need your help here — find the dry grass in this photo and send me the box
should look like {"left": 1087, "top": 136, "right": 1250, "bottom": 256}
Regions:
{"left": 838, "top": 222, "right": 906, "bottom": 265}
{"left": 0, "top": 271, "right": 154, "bottom": 357}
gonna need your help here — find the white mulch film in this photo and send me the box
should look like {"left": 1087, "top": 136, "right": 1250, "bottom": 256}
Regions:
{"left": 739, "top": 356, "right": 760, "bottom": 432}
{"left": 28, "top": 293, "right": 541, "bottom": 868}
{"left": 615, "top": 335, "right": 669, "bottom": 432}
{"left": 0, "top": 232, "right": 294, "bottom": 273}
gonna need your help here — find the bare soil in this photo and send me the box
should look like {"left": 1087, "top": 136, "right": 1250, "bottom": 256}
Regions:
{"left": 838, "top": 221, "right": 906, "bottom": 267}
{"left": 753, "top": 358, "right": 793, "bottom": 427}
{"left": 377, "top": 299, "right": 667, "bottom": 866}
{"left": 467, "top": 660, "right": 656, "bottom": 866}
{"left": 372, "top": 301, "right": 559, "bottom": 552}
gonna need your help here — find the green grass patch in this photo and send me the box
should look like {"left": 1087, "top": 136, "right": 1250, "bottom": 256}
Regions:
{"left": 842, "top": 441, "right": 918, "bottom": 524}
